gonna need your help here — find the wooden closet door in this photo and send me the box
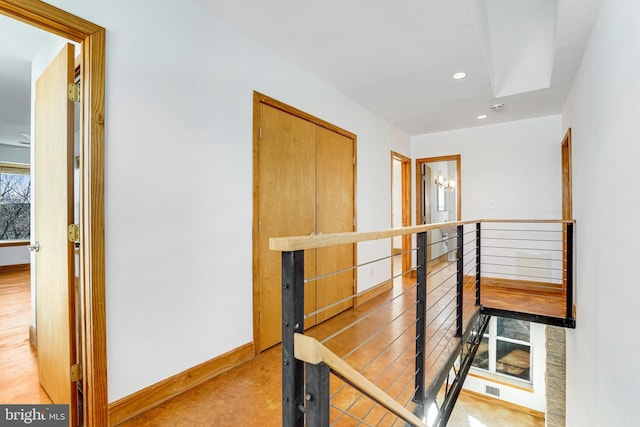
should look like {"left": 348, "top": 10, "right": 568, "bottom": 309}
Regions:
{"left": 315, "top": 126, "right": 355, "bottom": 322}
{"left": 258, "top": 104, "right": 317, "bottom": 350}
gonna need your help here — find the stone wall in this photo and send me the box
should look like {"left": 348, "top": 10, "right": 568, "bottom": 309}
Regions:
{"left": 545, "top": 326, "right": 566, "bottom": 426}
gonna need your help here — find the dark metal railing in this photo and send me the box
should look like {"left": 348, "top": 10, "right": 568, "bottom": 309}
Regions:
{"left": 271, "top": 219, "right": 576, "bottom": 426}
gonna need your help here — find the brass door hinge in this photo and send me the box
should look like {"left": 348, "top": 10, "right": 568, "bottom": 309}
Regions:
{"left": 68, "top": 224, "right": 79, "bottom": 242}
{"left": 71, "top": 363, "right": 82, "bottom": 382}
{"left": 67, "top": 83, "right": 80, "bottom": 102}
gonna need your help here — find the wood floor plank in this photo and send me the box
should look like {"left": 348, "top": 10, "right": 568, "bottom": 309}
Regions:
{"left": 0, "top": 269, "right": 52, "bottom": 404}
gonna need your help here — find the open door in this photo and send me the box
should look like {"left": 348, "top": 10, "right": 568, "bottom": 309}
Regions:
{"left": 34, "top": 43, "right": 77, "bottom": 424}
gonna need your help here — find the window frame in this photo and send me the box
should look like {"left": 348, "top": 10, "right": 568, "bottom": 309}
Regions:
{"left": 472, "top": 316, "right": 533, "bottom": 384}
{"left": 0, "top": 162, "right": 31, "bottom": 242}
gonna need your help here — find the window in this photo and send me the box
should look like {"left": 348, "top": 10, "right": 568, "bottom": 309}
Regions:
{"left": 0, "top": 163, "right": 31, "bottom": 241}
{"left": 472, "top": 316, "right": 532, "bottom": 382}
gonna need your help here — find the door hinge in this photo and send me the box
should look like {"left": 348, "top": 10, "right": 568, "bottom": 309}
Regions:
{"left": 259, "top": 127, "right": 262, "bottom": 140}
{"left": 71, "top": 363, "right": 83, "bottom": 382}
{"left": 68, "top": 224, "right": 80, "bottom": 242}
{"left": 353, "top": 156, "right": 356, "bottom": 165}
{"left": 67, "top": 83, "right": 80, "bottom": 102}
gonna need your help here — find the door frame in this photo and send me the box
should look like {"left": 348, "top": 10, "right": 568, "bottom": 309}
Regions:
{"left": 561, "top": 128, "right": 572, "bottom": 300}
{"left": 415, "top": 155, "right": 462, "bottom": 225}
{"left": 561, "top": 128, "right": 572, "bottom": 220}
{"left": 391, "top": 152, "right": 412, "bottom": 277}
{"left": 252, "top": 91, "right": 357, "bottom": 354}
{"left": 0, "top": 1, "right": 107, "bottom": 424}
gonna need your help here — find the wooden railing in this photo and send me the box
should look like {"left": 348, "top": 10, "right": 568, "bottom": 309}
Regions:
{"left": 294, "top": 333, "right": 426, "bottom": 426}
{"left": 271, "top": 219, "right": 576, "bottom": 426}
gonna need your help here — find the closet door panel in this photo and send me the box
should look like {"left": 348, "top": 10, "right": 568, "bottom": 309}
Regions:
{"left": 315, "top": 126, "right": 355, "bottom": 322}
{"left": 258, "top": 104, "right": 317, "bottom": 350}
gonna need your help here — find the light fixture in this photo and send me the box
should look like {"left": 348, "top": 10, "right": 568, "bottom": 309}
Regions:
{"left": 452, "top": 72, "right": 467, "bottom": 80}
{"left": 445, "top": 178, "right": 455, "bottom": 192}
{"left": 490, "top": 103, "right": 504, "bottom": 112}
{"left": 435, "top": 172, "right": 455, "bottom": 191}
{"left": 477, "top": 114, "right": 487, "bottom": 119}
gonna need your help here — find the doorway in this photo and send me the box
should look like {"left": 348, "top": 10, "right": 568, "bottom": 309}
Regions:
{"left": 391, "top": 152, "right": 412, "bottom": 280}
{"left": 0, "top": 2, "right": 107, "bottom": 424}
{"left": 416, "top": 155, "right": 461, "bottom": 267}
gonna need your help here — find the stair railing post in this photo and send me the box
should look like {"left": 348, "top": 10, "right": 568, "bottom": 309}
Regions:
{"left": 566, "top": 223, "right": 574, "bottom": 320}
{"left": 282, "top": 250, "right": 305, "bottom": 427}
{"left": 414, "top": 231, "right": 427, "bottom": 403}
{"left": 456, "top": 225, "right": 464, "bottom": 337}
{"left": 305, "top": 362, "right": 330, "bottom": 426}
{"left": 475, "top": 222, "right": 481, "bottom": 306}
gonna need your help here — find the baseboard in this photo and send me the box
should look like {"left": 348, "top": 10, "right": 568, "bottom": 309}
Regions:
{"left": 460, "top": 388, "right": 545, "bottom": 420}
{"left": 355, "top": 280, "right": 392, "bottom": 306}
{"left": 0, "top": 263, "right": 30, "bottom": 273}
{"left": 29, "top": 326, "right": 37, "bottom": 348}
{"left": 108, "top": 342, "right": 254, "bottom": 426}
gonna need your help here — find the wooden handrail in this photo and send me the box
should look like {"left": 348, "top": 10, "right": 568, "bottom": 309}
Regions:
{"left": 269, "top": 219, "right": 576, "bottom": 251}
{"left": 294, "top": 333, "right": 427, "bottom": 427}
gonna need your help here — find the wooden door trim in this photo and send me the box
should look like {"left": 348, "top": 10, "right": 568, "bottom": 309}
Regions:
{"left": 391, "top": 152, "right": 412, "bottom": 277}
{"left": 254, "top": 91, "right": 357, "bottom": 140}
{"left": 252, "top": 91, "right": 357, "bottom": 354}
{"left": 561, "top": 128, "right": 572, "bottom": 296}
{"left": 561, "top": 128, "right": 572, "bottom": 220}
{"left": 0, "top": 1, "right": 107, "bottom": 424}
{"left": 415, "top": 155, "right": 462, "bottom": 225}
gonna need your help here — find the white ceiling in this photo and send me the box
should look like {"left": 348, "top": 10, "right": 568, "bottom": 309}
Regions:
{"left": 194, "top": 0, "right": 601, "bottom": 135}
{"left": 0, "top": 0, "right": 601, "bottom": 150}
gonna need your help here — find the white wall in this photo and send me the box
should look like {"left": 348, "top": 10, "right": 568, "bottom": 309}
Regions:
{"left": 0, "top": 246, "right": 29, "bottom": 266}
{"left": 562, "top": 1, "right": 640, "bottom": 425}
{"left": 42, "top": 0, "right": 410, "bottom": 402}
{"left": 0, "top": 145, "right": 29, "bottom": 164}
{"left": 411, "top": 115, "right": 563, "bottom": 221}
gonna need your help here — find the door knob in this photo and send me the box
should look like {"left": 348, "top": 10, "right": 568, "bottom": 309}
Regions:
{"left": 27, "top": 242, "right": 40, "bottom": 252}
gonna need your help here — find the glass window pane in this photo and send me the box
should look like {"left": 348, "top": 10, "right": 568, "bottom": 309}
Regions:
{"left": 496, "top": 317, "right": 530, "bottom": 342}
{"left": 0, "top": 173, "right": 31, "bottom": 240}
{"left": 496, "top": 340, "right": 531, "bottom": 381}
{"left": 472, "top": 336, "right": 489, "bottom": 370}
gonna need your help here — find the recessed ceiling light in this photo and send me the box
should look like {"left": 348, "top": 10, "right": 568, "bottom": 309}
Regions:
{"left": 452, "top": 72, "right": 467, "bottom": 80}
{"left": 477, "top": 114, "right": 488, "bottom": 119}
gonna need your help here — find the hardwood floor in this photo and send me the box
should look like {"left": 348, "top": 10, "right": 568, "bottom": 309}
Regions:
{"left": 0, "top": 266, "right": 52, "bottom": 404}
{"left": 123, "top": 259, "right": 554, "bottom": 426}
